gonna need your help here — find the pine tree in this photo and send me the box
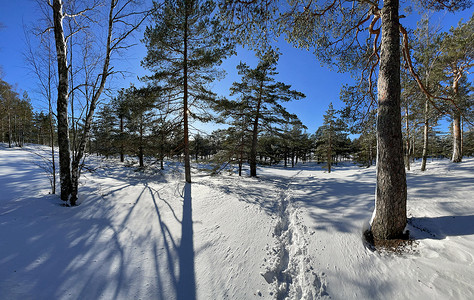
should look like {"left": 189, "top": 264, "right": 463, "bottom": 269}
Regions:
{"left": 142, "top": 0, "right": 234, "bottom": 183}
{"left": 315, "top": 103, "right": 348, "bottom": 173}
{"left": 216, "top": 52, "right": 305, "bottom": 177}
{"left": 92, "top": 104, "right": 117, "bottom": 159}
{"left": 437, "top": 14, "right": 474, "bottom": 162}
{"left": 219, "top": 0, "right": 472, "bottom": 242}
{"left": 411, "top": 16, "right": 444, "bottom": 171}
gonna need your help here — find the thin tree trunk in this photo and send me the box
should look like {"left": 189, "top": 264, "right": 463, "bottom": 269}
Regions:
{"left": 69, "top": 0, "right": 121, "bottom": 205}
{"left": 404, "top": 104, "right": 410, "bottom": 170}
{"left": 250, "top": 81, "right": 264, "bottom": 177}
{"left": 183, "top": 5, "right": 191, "bottom": 183}
{"left": 371, "top": 0, "right": 407, "bottom": 241}
{"left": 52, "top": 0, "right": 72, "bottom": 202}
{"left": 160, "top": 131, "right": 165, "bottom": 170}
{"left": 452, "top": 113, "right": 462, "bottom": 162}
{"left": 421, "top": 98, "right": 429, "bottom": 171}
{"left": 139, "top": 120, "right": 144, "bottom": 167}
{"left": 120, "top": 114, "right": 124, "bottom": 162}
{"left": 249, "top": 114, "right": 259, "bottom": 177}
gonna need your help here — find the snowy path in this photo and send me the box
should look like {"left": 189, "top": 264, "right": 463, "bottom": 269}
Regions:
{"left": 261, "top": 161, "right": 474, "bottom": 299}
{"left": 1, "top": 146, "right": 474, "bottom": 299}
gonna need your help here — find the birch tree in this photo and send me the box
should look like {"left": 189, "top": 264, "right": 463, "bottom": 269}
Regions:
{"left": 48, "top": 0, "right": 149, "bottom": 205}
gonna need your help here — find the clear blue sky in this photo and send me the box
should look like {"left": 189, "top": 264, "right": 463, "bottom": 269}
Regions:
{"left": 1, "top": 0, "right": 472, "bottom": 136}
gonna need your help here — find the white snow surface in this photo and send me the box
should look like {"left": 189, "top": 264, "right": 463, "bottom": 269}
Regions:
{"left": 1, "top": 144, "right": 473, "bottom": 299}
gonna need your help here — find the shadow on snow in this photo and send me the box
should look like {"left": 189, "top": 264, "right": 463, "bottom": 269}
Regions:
{"left": 0, "top": 158, "right": 197, "bottom": 300}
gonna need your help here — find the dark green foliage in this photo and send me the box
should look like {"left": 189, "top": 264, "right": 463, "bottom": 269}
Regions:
{"left": 215, "top": 52, "right": 305, "bottom": 176}
{"left": 464, "top": 128, "right": 474, "bottom": 157}
{"left": 91, "top": 86, "right": 179, "bottom": 169}
{"left": 350, "top": 110, "right": 377, "bottom": 167}
{"left": 92, "top": 104, "right": 117, "bottom": 158}
{"left": 142, "top": 0, "right": 234, "bottom": 181}
{"left": 314, "top": 103, "right": 350, "bottom": 172}
{"left": 0, "top": 81, "right": 35, "bottom": 147}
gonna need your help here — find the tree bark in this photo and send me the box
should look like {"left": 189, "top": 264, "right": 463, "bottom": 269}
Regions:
{"left": 421, "top": 98, "right": 429, "bottom": 171}
{"left": 183, "top": 4, "right": 191, "bottom": 183}
{"left": 452, "top": 113, "right": 462, "bottom": 162}
{"left": 52, "top": 0, "right": 72, "bottom": 202}
{"left": 371, "top": 0, "right": 407, "bottom": 241}
{"left": 249, "top": 85, "right": 263, "bottom": 177}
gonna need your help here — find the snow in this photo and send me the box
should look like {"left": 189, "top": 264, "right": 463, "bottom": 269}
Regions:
{"left": 1, "top": 144, "right": 473, "bottom": 299}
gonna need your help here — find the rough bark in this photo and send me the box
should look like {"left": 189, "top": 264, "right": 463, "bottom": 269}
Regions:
{"left": 452, "top": 113, "right": 462, "bottom": 162}
{"left": 371, "top": 0, "right": 407, "bottom": 241}
{"left": 52, "top": 0, "right": 72, "bottom": 202}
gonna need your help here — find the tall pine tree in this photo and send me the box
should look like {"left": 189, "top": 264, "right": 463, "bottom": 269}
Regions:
{"left": 315, "top": 103, "right": 348, "bottom": 173}
{"left": 142, "top": 0, "right": 233, "bottom": 182}
{"left": 216, "top": 52, "right": 305, "bottom": 177}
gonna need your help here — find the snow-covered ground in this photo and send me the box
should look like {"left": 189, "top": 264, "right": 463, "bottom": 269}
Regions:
{"left": 1, "top": 144, "right": 473, "bottom": 299}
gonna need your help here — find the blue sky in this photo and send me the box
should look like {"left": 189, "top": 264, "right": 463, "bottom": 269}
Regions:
{"left": 1, "top": 0, "right": 472, "bottom": 136}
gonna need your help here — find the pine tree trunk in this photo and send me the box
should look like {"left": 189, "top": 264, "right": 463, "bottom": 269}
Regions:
{"left": 52, "top": 0, "right": 72, "bottom": 202}
{"left": 249, "top": 114, "right": 259, "bottom": 177}
{"left": 120, "top": 115, "right": 124, "bottom": 162}
{"left": 183, "top": 7, "right": 191, "bottom": 183}
{"left": 421, "top": 98, "right": 429, "bottom": 171}
{"left": 249, "top": 91, "right": 263, "bottom": 177}
{"left": 371, "top": 0, "right": 407, "bottom": 241}
{"left": 452, "top": 113, "right": 462, "bottom": 162}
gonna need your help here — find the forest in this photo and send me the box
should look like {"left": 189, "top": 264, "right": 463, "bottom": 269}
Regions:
{"left": 1, "top": 0, "right": 474, "bottom": 299}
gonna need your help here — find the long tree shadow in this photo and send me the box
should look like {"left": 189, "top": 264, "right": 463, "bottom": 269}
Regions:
{"left": 148, "top": 182, "right": 196, "bottom": 300}
{"left": 408, "top": 215, "right": 474, "bottom": 240}
{"left": 177, "top": 183, "right": 196, "bottom": 300}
